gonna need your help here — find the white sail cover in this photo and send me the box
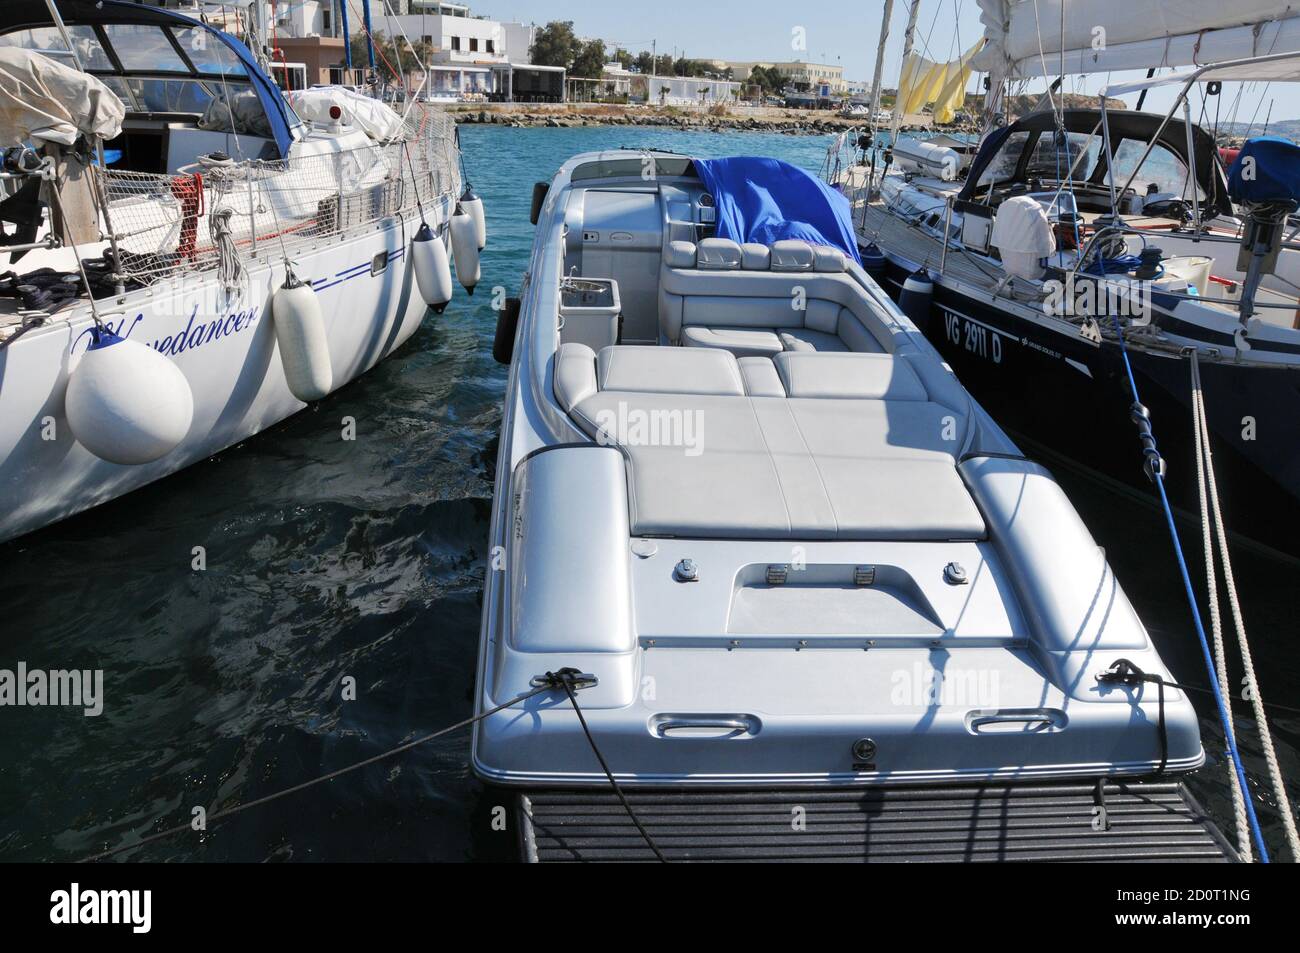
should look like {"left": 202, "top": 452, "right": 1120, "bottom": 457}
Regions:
{"left": 973, "top": 0, "right": 1300, "bottom": 81}
{"left": 0, "top": 47, "right": 124, "bottom": 146}
{"left": 287, "top": 87, "right": 406, "bottom": 141}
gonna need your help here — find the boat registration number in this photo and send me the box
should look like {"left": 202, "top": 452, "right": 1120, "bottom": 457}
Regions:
{"left": 940, "top": 308, "right": 1009, "bottom": 364}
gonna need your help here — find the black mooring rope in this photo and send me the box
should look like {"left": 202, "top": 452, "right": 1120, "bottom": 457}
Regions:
{"left": 77, "top": 683, "right": 552, "bottom": 863}
{"left": 543, "top": 668, "right": 669, "bottom": 863}
{"left": 1097, "top": 659, "right": 1170, "bottom": 775}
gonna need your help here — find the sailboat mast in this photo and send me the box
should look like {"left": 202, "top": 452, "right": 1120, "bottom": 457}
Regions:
{"left": 362, "top": 0, "right": 376, "bottom": 73}
{"left": 339, "top": 0, "right": 353, "bottom": 73}
{"left": 889, "top": 0, "right": 920, "bottom": 143}
{"left": 868, "top": 0, "right": 894, "bottom": 128}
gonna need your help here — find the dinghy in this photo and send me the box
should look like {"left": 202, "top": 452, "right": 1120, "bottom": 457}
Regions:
{"left": 0, "top": 1, "right": 470, "bottom": 542}
{"left": 472, "top": 150, "right": 1234, "bottom": 862}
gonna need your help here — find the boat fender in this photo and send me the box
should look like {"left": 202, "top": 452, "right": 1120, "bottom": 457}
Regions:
{"left": 411, "top": 222, "right": 453, "bottom": 313}
{"left": 861, "top": 242, "right": 888, "bottom": 283}
{"left": 460, "top": 185, "right": 486, "bottom": 250}
{"left": 65, "top": 327, "right": 194, "bottom": 465}
{"left": 529, "top": 181, "right": 549, "bottom": 225}
{"left": 492, "top": 296, "right": 521, "bottom": 365}
{"left": 449, "top": 204, "right": 480, "bottom": 295}
{"left": 271, "top": 266, "right": 333, "bottom": 402}
{"left": 897, "top": 270, "right": 935, "bottom": 332}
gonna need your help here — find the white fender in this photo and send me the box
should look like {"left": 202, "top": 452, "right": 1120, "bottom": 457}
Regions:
{"left": 411, "top": 222, "right": 453, "bottom": 313}
{"left": 65, "top": 328, "right": 194, "bottom": 465}
{"left": 449, "top": 205, "right": 480, "bottom": 295}
{"left": 272, "top": 270, "right": 333, "bottom": 402}
{"left": 460, "top": 185, "right": 486, "bottom": 250}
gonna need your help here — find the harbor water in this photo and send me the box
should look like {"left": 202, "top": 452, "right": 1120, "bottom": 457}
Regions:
{"left": 1, "top": 124, "right": 1295, "bottom": 862}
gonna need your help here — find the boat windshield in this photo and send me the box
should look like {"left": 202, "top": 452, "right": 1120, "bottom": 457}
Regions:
{"left": 976, "top": 132, "right": 1029, "bottom": 188}
{"left": 1106, "top": 139, "right": 1204, "bottom": 200}
{"left": 0, "top": 21, "right": 255, "bottom": 115}
{"left": 974, "top": 127, "right": 1203, "bottom": 202}
{"left": 1024, "top": 131, "right": 1102, "bottom": 181}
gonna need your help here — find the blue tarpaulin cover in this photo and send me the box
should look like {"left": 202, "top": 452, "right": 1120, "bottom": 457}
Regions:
{"left": 1228, "top": 136, "right": 1300, "bottom": 206}
{"left": 692, "top": 157, "right": 863, "bottom": 264}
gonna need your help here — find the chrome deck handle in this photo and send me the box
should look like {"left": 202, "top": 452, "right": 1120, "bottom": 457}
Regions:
{"left": 655, "top": 718, "right": 754, "bottom": 738}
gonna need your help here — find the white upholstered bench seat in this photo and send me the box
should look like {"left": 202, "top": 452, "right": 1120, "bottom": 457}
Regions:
{"left": 553, "top": 343, "right": 985, "bottom": 541}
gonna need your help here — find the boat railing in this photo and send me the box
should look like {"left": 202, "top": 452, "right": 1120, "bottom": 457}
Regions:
{"left": 91, "top": 104, "right": 461, "bottom": 290}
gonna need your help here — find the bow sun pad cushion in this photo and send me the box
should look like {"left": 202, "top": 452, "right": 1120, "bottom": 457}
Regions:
{"left": 552, "top": 343, "right": 986, "bottom": 541}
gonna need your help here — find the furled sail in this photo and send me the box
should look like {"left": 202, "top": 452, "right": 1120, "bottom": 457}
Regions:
{"left": 972, "top": 0, "right": 1300, "bottom": 82}
{"left": 897, "top": 40, "right": 984, "bottom": 123}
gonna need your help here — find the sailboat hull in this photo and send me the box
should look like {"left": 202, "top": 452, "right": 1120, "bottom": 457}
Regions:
{"left": 0, "top": 216, "right": 437, "bottom": 543}
{"left": 872, "top": 253, "right": 1300, "bottom": 561}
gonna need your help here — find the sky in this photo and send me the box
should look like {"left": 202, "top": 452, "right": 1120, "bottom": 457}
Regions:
{"left": 479, "top": 0, "right": 1298, "bottom": 125}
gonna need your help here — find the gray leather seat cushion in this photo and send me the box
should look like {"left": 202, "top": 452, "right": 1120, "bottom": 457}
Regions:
{"left": 813, "top": 246, "right": 848, "bottom": 272}
{"left": 775, "top": 352, "right": 928, "bottom": 401}
{"left": 559, "top": 343, "right": 982, "bottom": 539}
{"left": 570, "top": 392, "right": 799, "bottom": 539}
{"left": 568, "top": 390, "right": 981, "bottom": 540}
{"left": 778, "top": 328, "right": 850, "bottom": 352}
{"left": 664, "top": 240, "right": 696, "bottom": 268}
{"left": 682, "top": 326, "right": 784, "bottom": 358}
{"left": 823, "top": 458, "right": 986, "bottom": 539}
{"left": 738, "top": 356, "right": 787, "bottom": 396}
{"left": 741, "top": 243, "right": 771, "bottom": 270}
{"left": 769, "top": 239, "right": 816, "bottom": 271}
{"left": 555, "top": 342, "right": 599, "bottom": 411}
{"left": 696, "top": 237, "right": 743, "bottom": 270}
{"left": 597, "top": 344, "right": 744, "bottom": 396}
{"left": 786, "top": 397, "right": 964, "bottom": 462}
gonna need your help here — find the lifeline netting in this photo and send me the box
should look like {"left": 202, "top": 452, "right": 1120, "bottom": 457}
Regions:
{"left": 93, "top": 104, "right": 461, "bottom": 287}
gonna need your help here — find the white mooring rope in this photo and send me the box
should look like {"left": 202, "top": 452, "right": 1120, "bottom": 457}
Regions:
{"left": 209, "top": 206, "right": 243, "bottom": 293}
{"left": 1191, "top": 353, "right": 1253, "bottom": 861}
{"left": 1190, "top": 350, "right": 1300, "bottom": 862}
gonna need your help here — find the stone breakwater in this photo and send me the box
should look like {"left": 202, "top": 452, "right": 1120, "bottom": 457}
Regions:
{"left": 447, "top": 105, "right": 948, "bottom": 137}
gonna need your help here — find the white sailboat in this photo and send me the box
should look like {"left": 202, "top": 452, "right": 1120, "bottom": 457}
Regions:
{"left": 827, "top": 1, "right": 1300, "bottom": 558}
{"left": 0, "top": 0, "right": 479, "bottom": 543}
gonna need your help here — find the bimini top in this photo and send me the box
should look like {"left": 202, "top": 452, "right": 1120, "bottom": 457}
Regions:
{"left": 693, "top": 157, "right": 863, "bottom": 264}
{"left": 0, "top": 0, "right": 301, "bottom": 157}
{"left": 958, "top": 109, "right": 1233, "bottom": 218}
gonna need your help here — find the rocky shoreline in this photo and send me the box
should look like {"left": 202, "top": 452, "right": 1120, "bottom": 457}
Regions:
{"left": 444, "top": 92, "right": 1126, "bottom": 137}
{"left": 447, "top": 106, "right": 947, "bottom": 136}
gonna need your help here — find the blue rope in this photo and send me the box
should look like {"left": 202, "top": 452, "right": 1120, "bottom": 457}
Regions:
{"left": 1108, "top": 315, "right": 1270, "bottom": 862}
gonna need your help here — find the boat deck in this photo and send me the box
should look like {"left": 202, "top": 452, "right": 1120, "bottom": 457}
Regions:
{"left": 517, "top": 780, "right": 1238, "bottom": 863}
{"left": 854, "top": 200, "right": 1022, "bottom": 297}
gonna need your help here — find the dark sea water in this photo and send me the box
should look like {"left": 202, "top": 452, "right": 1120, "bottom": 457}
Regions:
{"left": 0, "top": 125, "right": 1295, "bottom": 863}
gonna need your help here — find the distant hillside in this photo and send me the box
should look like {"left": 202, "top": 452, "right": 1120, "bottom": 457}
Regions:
{"left": 964, "top": 92, "right": 1127, "bottom": 115}
{"left": 1215, "top": 118, "right": 1300, "bottom": 143}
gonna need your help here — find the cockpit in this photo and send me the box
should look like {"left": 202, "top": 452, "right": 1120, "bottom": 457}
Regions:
{"left": 0, "top": 0, "right": 301, "bottom": 174}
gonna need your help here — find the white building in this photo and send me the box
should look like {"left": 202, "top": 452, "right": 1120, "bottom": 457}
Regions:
{"left": 646, "top": 75, "right": 739, "bottom": 106}
{"left": 266, "top": 2, "right": 551, "bottom": 99}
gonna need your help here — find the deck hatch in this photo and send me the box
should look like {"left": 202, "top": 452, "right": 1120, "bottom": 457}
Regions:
{"left": 727, "top": 563, "right": 943, "bottom": 636}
